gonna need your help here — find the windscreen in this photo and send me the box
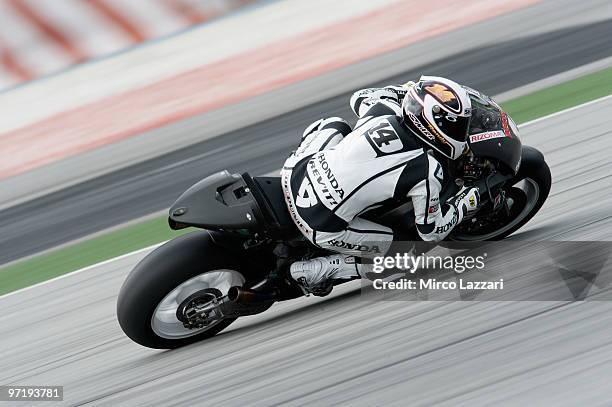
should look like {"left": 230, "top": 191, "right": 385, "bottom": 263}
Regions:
{"left": 467, "top": 92, "right": 504, "bottom": 135}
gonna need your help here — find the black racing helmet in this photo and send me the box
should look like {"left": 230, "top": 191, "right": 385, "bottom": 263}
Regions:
{"left": 402, "top": 75, "right": 473, "bottom": 160}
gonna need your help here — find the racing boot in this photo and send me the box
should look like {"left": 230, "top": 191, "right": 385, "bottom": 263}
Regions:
{"left": 290, "top": 254, "right": 360, "bottom": 297}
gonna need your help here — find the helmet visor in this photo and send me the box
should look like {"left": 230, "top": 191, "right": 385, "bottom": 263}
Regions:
{"left": 431, "top": 110, "right": 471, "bottom": 143}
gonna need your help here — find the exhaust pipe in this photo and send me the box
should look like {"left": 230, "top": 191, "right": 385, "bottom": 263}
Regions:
{"left": 228, "top": 286, "right": 276, "bottom": 304}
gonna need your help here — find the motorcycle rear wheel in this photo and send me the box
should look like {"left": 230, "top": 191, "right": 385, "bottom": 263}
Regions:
{"left": 117, "top": 232, "right": 245, "bottom": 349}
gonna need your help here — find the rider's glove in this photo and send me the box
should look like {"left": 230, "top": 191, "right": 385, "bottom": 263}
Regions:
{"left": 451, "top": 187, "right": 480, "bottom": 218}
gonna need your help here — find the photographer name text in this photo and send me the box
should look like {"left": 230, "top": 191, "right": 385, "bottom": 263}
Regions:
{"left": 373, "top": 278, "right": 504, "bottom": 291}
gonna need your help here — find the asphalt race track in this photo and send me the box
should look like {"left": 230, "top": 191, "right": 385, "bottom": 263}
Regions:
{"left": 1, "top": 1, "right": 612, "bottom": 405}
{"left": 2, "top": 1, "right": 612, "bottom": 264}
{"left": 1, "top": 95, "right": 611, "bottom": 406}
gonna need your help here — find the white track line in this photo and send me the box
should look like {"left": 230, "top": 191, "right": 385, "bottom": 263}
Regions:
{"left": 494, "top": 55, "right": 612, "bottom": 102}
{"left": 0, "top": 242, "right": 165, "bottom": 300}
{"left": 519, "top": 93, "right": 612, "bottom": 127}
{"left": 2, "top": 92, "right": 612, "bottom": 301}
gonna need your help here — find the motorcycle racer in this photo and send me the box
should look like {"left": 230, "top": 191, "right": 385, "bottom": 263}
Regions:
{"left": 281, "top": 75, "right": 481, "bottom": 296}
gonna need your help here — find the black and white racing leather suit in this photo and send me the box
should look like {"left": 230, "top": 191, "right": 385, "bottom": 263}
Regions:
{"left": 280, "top": 85, "right": 466, "bottom": 257}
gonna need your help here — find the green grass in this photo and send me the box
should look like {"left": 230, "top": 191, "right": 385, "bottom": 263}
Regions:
{"left": 502, "top": 66, "right": 612, "bottom": 123}
{"left": 2, "top": 66, "right": 612, "bottom": 295}
{"left": 0, "top": 216, "right": 191, "bottom": 295}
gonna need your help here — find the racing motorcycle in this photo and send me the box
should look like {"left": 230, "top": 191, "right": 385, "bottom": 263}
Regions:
{"left": 117, "top": 123, "right": 551, "bottom": 349}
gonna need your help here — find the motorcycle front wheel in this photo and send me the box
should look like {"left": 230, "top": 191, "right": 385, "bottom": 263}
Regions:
{"left": 450, "top": 146, "right": 551, "bottom": 241}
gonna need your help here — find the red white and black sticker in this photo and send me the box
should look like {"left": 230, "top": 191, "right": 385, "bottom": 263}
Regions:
{"left": 501, "top": 112, "right": 512, "bottom": 138}
{"left": 469, "top": 130, "right": 505, "bottom": 143}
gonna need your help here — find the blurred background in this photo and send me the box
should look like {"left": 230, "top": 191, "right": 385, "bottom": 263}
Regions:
{"left": 0, "top": 0, "right": 611, "bottom": 405}
{"left": 0, "top": 0, "right": 253, "bottom": 88}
